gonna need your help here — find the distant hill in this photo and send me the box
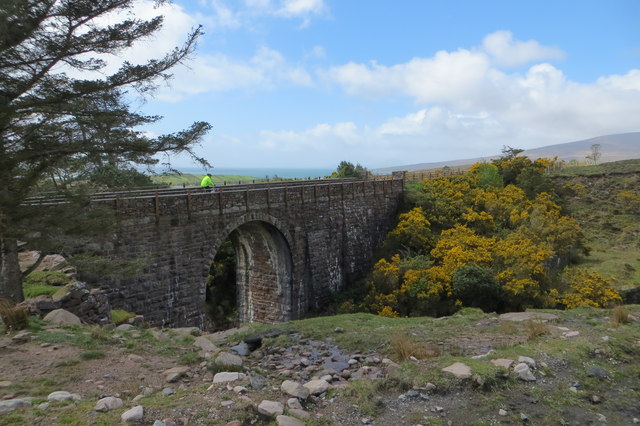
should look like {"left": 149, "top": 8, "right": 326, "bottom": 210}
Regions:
{"left": 375, "top": 132, "right": 640, "bottom": 173}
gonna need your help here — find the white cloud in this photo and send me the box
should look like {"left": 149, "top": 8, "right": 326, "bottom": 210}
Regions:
{"left": 482, "top": 30, "right": 565, "bottom": 67}
{"left": 258, "top": 56, "right": 640, "bottom": 167}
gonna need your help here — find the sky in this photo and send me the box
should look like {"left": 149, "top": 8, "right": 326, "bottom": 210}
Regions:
{"left": 110, "top": 0, "right": 640, "bottom": 169}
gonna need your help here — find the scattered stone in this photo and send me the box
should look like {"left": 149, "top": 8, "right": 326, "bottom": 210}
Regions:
{"left": 127, "top": 354, "right": 144, "bottom": 362}
{"left": 288, "top": 408, "right": 311, "bottom": 419}
{"left": 47, "top": 391, "right": 81, "bottom": 402}
{"left": 215, "top": 352, "right": 243, "bottom": 367}
{"left": 442, "top": 362, "right": 472, "bottom": 379}
{"left": 591, "top": 395, "right": 602, "bottom": 404}
{"left": 563, "top": 331, "right": 580, "bottom": 338}
{"left": 518, "top": 356, "right": 536, "bottom": 368}
{"left": 276, "top": 415, "right": 305, "bottom": 426}
{"left": 249, "top": 374, "right": 266, "bottom": 390}
{"left": 425, "top": 383, "right": 437, "bottom": 392}
{"left": 163, "top": 366, "right": 189, "bottom": 383}
{"left": 43, "top": 309, "right": 82, "bottom": 326}
{"left": 569, "top": 386, "right": 578, "bottom": 393}
{"left": 303, "top": 379, "right": 330, "bottom": 395}
{"left": 499, "top": 312, "right": 558, "bottom": 322}
{"left": 194, "top": 336, "right": 220, "bottom": 353}
{"left": 115, "top": 324, "right": 135, "bottom": 331}
{"left": 221, "top": 400, "right": 234, "bottom": 407}
{"left": 233, "top": 386, "right": 247, "bottom": 394}
{"left": 162, "top": 388, "right": 175, "bottom": 396}
{"left": 513, "top": 363, "right": 536, "bottom": 381}
{"left": 213, "top": 372, "right": 246, "bottom": 383}
{"left": 121, "top": 405, "right": 144, "bottom": 422}
{"left": 586, "top": 365, "right": 608, "bottom": 379}
{"left": 491, "top": 358, "right": 514, "bottom": 369}
{"left": 287, "top": 398, "right": 303, "bottom": 410}
{"left": 94, "top": 396, "right": 123, "bottom": 412}
{"left": 257, "top": 400, "right": 284, "bottom": 417}
{"left": 281, "top": 380, "right": 310, "bottom": 399}
{"left": 471, "top": 349, "right": 495, "bottom": 359}
{"left": 0, "top": 399, "right": 32, "bottom": 415}
{"left": 230, "top": 342, "right": 249, "bottom": 356}
{"left": 498, "top": 409, "right": 507, "bottom": 416}
{"left": 11, "top": 332, "right": 32, "bottom": 344}
{"left": 520, "top": 412, "right": 529, "bottom": 421}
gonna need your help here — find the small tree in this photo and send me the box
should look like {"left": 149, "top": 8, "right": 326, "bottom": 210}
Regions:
{"left": 585, "top": 144, "right": 602, "bottom": 165}
{"left": 332, "top": 161, "right": 368, "bottom": 178}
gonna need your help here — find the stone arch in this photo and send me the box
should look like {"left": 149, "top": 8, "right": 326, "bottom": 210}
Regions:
{"left": 206, "top": 212, "right": 295, "bottom": 323}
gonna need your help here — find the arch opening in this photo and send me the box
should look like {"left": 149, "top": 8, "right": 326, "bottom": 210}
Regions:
{"left": 205, "top": 220, "right": 294, "bottom": 329}
{"left": 204, "top": 239, "right": 238, "bottom": 331}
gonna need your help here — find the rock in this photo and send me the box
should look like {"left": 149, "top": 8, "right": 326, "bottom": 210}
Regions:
{"left": 47, "top": 391, "right": 81, "bottom": 402}
{"left": 115, "top": 324, "right": 135, "bottom": 331}
{"left": 0, "top": 381, "right": 11, "bottom": 388}
{"left": 499, "top": 312, "right": 558, "bottom": 322}
{"left": 518, "top": 356, "right": 536, "bottom": 368}
{"left": 563, "top": 330, "right": 580, "bottom": 338}
{"left": 43, "top": 309, "right": 82, "bottom": 326}
{"left": 249, "top": 374, "right": 266, "bottom": 390}
{"left": 513, "top": 363, "right": 536, "bottom": 381}
{"left": 194, "top": 336, "right": 220, "bottom": 353}
{"left": 257, "top": 400, "right": 284, "bottom": 417}
{"left": 94, "top": 396, "right": 123, "bottom": 412}
{"left": 287, "top": 398, "right": 303, "bottom": 410}
{"left": 127, "top": 354, "right": 144, "bottom": 362}
{"left": 230, "top": 342, "right": 250, "bottom": 356}
{"left": 162, "top": 388, "right": 175, "bottom": 396}
{"left": 303, "top": 379, "right": 330, "bottom": 395}
{"left": 442, "top": 362, "right": 472, "bottom": 379}
{"left": 163, "top": 366, "right": 189, "bottom": 383}
{"left": 491, "top": 358, "right": 514, "bottom": 369}
{"left": 121, "top": 405, "right": 144, "bottom": 422}
{"left": 213, "top": 372, "right": 246, "bottom": 383}
{"left": 288, "top": 408, "right": 311, "bottom": 420}
{"left": 281, "top": 380, "right": 310, "bottom": 399}
{"left": 215, "top": 352, "right": 243, "bottom": 367}
{"left": 276, "top": 414, "right": 305, "bottom": 426}
{"left": 586, "top": 365, "right": 608, "bottom": 379}
{"left": 0, "top": 399, "right": 32, "bottom": 415}
{"left": 425, "top": 382, "right": 437, "bottom": 392}
{"left": 11, "top": 332, "right": 32, "bottom": 344}
{"left": 499, "top": 409, "right": 507, "bottom": 416}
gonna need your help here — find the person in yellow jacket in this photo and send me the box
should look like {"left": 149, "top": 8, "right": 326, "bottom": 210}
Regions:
{"left": 200, "top": 173, "right": 214, "bottom": 190}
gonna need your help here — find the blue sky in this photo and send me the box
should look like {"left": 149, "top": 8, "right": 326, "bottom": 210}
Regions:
{"left": 115, "top": 0, "right": 640, "bottom": 169}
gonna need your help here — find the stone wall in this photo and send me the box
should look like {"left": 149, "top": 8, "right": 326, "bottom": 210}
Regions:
{"left": 87, "top": 179, "right": 403, "bottom": 328}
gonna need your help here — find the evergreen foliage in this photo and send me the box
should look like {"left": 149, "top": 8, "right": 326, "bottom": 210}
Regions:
{"left": 0, "top": 0, "right": 212, "bottom": 301}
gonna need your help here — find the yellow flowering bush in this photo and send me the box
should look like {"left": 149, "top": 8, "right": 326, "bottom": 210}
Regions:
{"left": 559, "top": 269, "right": 622, "bottom": 308}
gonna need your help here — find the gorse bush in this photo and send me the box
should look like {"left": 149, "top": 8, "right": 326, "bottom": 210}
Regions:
{"left": 356, "top": 153, "right": 604, "bottom": 318}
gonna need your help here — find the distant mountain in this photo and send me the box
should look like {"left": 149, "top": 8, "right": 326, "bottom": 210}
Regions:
{"left": 375, "top": 132, "right": 640, "bottom": 173}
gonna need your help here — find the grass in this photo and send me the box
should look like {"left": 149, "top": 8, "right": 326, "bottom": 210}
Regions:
{"left": 152, "top": 173, "right": 262, "bottom": 187}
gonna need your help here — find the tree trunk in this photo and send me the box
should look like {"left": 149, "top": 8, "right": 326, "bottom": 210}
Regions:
{"left": 0, "top": 236, "right": 24, "bottom": 302}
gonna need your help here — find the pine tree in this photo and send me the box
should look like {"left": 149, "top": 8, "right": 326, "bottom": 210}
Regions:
{"left": 0, "top": 0, "right": 212, "bottom": 301}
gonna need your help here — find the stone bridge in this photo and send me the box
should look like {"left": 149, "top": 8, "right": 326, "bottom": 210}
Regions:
{"left": 83, "top": 178, "right": 403, "bottom": 328}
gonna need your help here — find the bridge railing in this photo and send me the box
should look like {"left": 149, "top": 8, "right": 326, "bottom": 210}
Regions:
{"left": 22, "top": 177, "right": 378, "bottom": 205}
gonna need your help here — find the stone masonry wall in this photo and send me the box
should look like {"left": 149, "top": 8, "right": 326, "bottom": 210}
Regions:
{"left": 89, "top": 179, "right": 403, "bottom": 328}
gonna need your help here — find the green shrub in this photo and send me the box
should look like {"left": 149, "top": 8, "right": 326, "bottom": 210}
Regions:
{"left": 111, "top": 309, "right": 136, "bottom": 325}
{"left": 452, "top": 264, "right": 503, "bottom": 313}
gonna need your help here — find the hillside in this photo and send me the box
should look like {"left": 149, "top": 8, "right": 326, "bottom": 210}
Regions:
{"left": 552, "top": 160, "right": 640, "bottom": 295}
{"left": 376, "top": 132, "right": 640, "bottom": 173}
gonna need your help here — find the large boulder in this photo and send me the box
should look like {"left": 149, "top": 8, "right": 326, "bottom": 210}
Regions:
{"left": 43, "top": 309, "right": 82, "bottom": 326}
